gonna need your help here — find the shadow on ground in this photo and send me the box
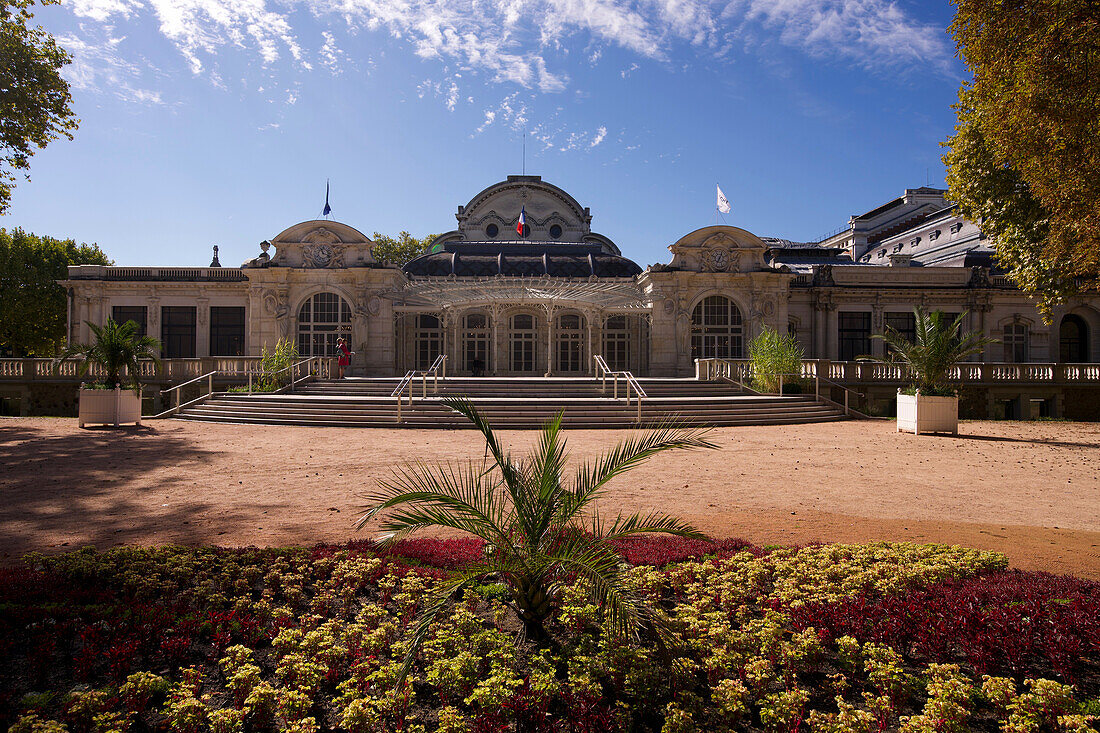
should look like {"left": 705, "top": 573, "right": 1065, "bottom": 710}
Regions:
{"left": 957, "top": 432, "right": 1100, "bottom": 449}
{"left": 0, "top": 424, "right": 232, "bottom": 560}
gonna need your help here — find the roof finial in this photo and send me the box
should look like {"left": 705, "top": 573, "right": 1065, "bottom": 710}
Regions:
{"left": 209, "top": 245, "right": 221, "bottom": 268}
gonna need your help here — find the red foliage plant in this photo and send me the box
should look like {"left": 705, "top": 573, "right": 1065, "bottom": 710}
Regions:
{"left": 787, "top": 570, "right": 1100, "bottom": 682}
{"left": 313, "top": 536, "right": 757, "bottom": 570}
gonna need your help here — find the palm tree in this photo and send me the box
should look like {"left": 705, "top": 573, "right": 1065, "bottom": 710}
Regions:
{"left": 55, "top": 318, "right": 162, "bottom": 390}
{"left": 873, "top": 309, "right": 996, "bottom": 395}
{"left": 356, "top": 397, "right": 718, "bottom": 681}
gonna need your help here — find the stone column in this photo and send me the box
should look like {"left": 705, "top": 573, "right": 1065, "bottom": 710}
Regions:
{"left": 544, "top": 306, "right": 555, "bottom": 377}
{"left": 196, "top": 297, "right": 211, "bottom": 357}
{"left": 490, "top": 306, "right": 501, "bottom": 374}
{"left": 871, "top": 303, "right": 885, "bottom": 359}
{"left": 812, "top": 297, "right": 826, "bottom": 359}
{"left": 825, "top": 303, "right": 838, "bottom": 360}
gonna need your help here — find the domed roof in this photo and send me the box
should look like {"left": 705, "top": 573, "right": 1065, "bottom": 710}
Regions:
{"left": 403, "top": 243, "right": 641, "bottom": 279}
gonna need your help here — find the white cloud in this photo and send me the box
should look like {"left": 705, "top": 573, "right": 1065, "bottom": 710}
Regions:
{"left": 58, "top": 32, "right": 166, "bottom": 105}
{"left": 319, "top": 30, "right": 343, "bottom": 73}
{"left": 590, "top": 125, "right": 607, "bottom": 147}
{"left": 59, "top": 0, "right": 953, "bottom": 116}
{"left": 737, "top": 0, "right": 952, "bottom": 70}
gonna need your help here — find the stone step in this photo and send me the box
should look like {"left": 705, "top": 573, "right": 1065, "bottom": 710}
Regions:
{"left": 174, "top": 376, "right": 847, "bottom": 428}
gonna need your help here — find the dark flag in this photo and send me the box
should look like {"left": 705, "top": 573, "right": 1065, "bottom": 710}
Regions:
{"left": 323, "top": 181, "right": 332, "bottom": 216}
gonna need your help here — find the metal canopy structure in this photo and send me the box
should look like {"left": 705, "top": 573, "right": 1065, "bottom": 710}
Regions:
{"left": 388, "top": 276, "right": 649, "bottom": 311}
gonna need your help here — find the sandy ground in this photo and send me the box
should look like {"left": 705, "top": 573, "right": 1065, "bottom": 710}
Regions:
{"left": 1, "top": 417, "right": 1099, "bottom": 578}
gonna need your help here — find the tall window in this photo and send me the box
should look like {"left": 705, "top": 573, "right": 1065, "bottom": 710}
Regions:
{"left": 161, "top": 306, "right": 196, "bottom": 358}
{"left": 838, "top": 312, "right": 871, "bottom": 361}
{"left": 690, "top": 296, "right": 742, "bottom": 359}
{"left": 603, "top": 315, "right": 631, "bottom": 371}
{"left": 883, "top": 311, "right": 916, "bottom": 356}
{"left": 298, "top": 293, "right": 352, "bottom": 357}
{"left": 112, "top": 306, "right": 147, "bottom": 336}
{"left": 462, "top": 312, "right": 491, "bottom": 375}
{"left": 510, "top": 313, "right": 538, "bottom": 372}
{"left": 1003, "top": 323, "right": 1029, "bottom": 363}
{"left": 1060, "top": 315, "right": 1089, "bottom": 362}
{"left": 556, "top": 313, "right": 586, "bottom": 373}
{"left": 210, "top": 306, "right": 245, "bottom": 356}
{"left": 414, "top": 314, "right": 442, "bottom": 370}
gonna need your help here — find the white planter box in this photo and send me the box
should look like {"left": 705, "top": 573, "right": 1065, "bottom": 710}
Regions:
{"left": 79, "top": 387, "right": 142, "bottom": 428}
{"left": 896, "top": 392, "right": 958, "bottom": 435}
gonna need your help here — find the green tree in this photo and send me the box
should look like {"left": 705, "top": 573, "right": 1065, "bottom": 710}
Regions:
{"left": 356, "top": 398, "right": 717, "bottom": 681}
{"left": 371, "top": 231, "right": 438, "bottom": 266}
{"left": 54, "top": 318, "right": 161, "bottom": 391}
{"left": 0, "top": 227, "right": 111, "bottom": 356}
{"left": 943, "top": 0, "right": 1100, "bottom": 314}
{"left": 873, "top": 309, "right": 997, "bottom": 396}
{"left": 1, "top": 0, "right": 79, "bottom": 214}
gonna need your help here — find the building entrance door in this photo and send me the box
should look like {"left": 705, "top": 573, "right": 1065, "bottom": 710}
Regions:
{"left": 556, "top": 314, "right": 586, "bottom": 373}
{"left": 462, "top": 313, "right": 491, "bottom": 376}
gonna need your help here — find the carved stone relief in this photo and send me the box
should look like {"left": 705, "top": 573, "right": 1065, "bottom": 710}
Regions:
{"left": 302, "top": 227, "right": 341, "bottom": 245}
{"left": 302, "top": 243, "right": 345, "bottom": 269}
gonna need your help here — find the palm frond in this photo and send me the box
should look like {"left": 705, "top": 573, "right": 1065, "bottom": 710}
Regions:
{"left": 542, "top": 535, "right": 671, "bottom": 643}
{"left": 564, "top": 422, "right": 717, "bottom": 521}
{"left": 592, "top": 510, "right": 710, "bottom": 542}
{"left": 356, "top": 460, "right": 515, "bottom": 550}
{"left": 440, "top": 398, "right": 525, "bottom": 489}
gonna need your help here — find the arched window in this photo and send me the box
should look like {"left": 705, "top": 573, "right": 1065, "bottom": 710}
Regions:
{"left": 414, "top": 314, "right": 442, "bottom": 370}
{"left": 1060, "top": 314, "right": 1089, "bottom": 362}
{"left": 297, "top": 292, "right": 351, "bottom": 357}
{"left": 462, "top": 312, "right": 491, "bottom": 375}
{"left": 603, "top": 315, "right": 631, "bottom": 371}
{"left": 691, "top": 296, "right": 743, "bottom": 359}
{"left": 510, "top": 313, "right": 538, "bottom": 372}
{"left": 556, "top": 313, "right": 586, "bottom": 373}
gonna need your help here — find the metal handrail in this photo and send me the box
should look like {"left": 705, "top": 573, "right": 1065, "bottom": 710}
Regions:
{"left": 394, "top": 354, "right": 447, "bottom": 421}
{"left": 155, "top": 370, "right": 219, "bottom": 417}
{"left": 594, "top": 355, "right": 647, "bottom": 421}
{"left": 695, "top": 358, "right": 868, "bottom": 418}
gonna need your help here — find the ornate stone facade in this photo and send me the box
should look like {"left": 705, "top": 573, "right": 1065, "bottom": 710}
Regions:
{"left": 62, "top": 176, "right": 1100, "bottom": 387}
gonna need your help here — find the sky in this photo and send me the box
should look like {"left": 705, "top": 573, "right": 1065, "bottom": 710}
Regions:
{"left": 7, "top": 0, "right": 967, "bottom": 268}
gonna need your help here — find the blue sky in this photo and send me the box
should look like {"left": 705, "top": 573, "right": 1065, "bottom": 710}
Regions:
{"left": 8, "top": 0, "right": 965, "bottom": 268}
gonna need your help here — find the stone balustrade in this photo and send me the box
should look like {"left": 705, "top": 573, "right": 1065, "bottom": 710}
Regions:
{"left": 695, "top": 358, "right": 1100, "bottom": 386}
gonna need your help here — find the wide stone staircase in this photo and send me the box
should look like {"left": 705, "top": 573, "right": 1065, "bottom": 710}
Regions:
{"left": 174, "top": 376, "right": 849, "bottom": 428}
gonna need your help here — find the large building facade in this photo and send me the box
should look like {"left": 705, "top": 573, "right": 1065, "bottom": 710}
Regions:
{"left": 60, "top": 175, "right": 1100, "bottom": 415}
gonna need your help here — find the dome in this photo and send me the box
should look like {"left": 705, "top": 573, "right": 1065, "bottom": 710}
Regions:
{"left": 403, "top": 243, "right": 641, "bottom": 279}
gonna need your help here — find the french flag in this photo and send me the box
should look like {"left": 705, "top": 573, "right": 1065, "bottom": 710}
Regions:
{"left": 516, "top": 206, "right": 527, "bottom": 237}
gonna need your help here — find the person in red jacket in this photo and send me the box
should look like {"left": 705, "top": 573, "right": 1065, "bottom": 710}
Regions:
{"left": 336, "top": 337, "right": 353, "bottom": 379}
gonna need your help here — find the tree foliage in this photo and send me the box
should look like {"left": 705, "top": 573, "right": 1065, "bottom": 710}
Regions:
{"left": 0, "top": 227, "right": 111, "bottom": 356}
{"left": 356, "top": 398, "right": 717, "bottom": 682}
{"left": 873, "top": 309, "right": 997, "bottom": 396}
{"left": 943, "top": 0, "right": 1100, "bottom": 314}
{"left": 55, "top": 318, "right": 161, "bottom": 391}
{"left": 370, "top": 231, "right": 438, "bottom": 266}
{"left": 0, "top": 0, "right": 79, "bottom": 214}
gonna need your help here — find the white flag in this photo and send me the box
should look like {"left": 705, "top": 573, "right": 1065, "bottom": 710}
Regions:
{"left": 716, "top": 184, "right": 731, "bottom": 214}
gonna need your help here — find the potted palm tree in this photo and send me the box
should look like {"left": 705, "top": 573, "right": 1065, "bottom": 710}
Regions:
{"left": 356, "top": 397, "right": 717, "bottom": 682}
{"left": 56, "top": 318, "right": 162, "bottom": 427}
{"left": 874, "top": 309, "right": 995, "bottom": 435}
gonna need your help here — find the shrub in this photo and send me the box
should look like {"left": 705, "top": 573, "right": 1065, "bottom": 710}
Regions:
{"left": 748, "top": 326, "right": 804, "bottom": 393}
{"left": 258, "top": 338, "right": 299, "bottom": 391}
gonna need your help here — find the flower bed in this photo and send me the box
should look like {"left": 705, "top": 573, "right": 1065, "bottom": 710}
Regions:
{"left": 2, "top": 540, "right": 1098, "bottom": 733}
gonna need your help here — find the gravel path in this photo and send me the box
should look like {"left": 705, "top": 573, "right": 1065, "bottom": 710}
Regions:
{"left": 2, "top": 417, "right": 1098, "bottom": 578}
